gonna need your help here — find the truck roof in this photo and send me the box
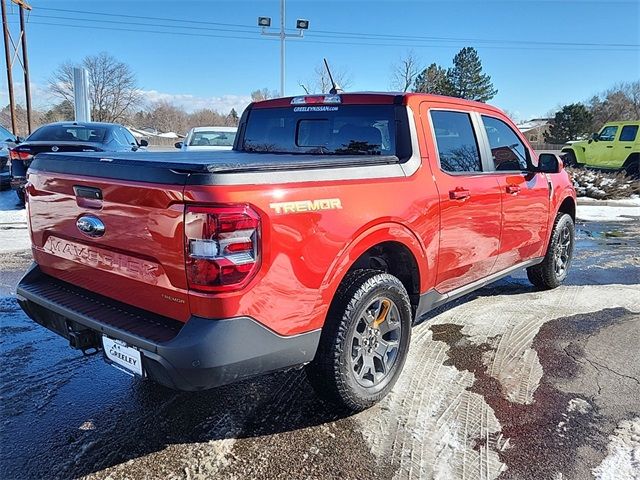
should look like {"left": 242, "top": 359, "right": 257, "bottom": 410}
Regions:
{"left": 252, "top": 92, "right": 504, "bottom": 114}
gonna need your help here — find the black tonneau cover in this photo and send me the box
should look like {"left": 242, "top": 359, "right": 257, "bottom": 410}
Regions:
{"left": 30, "top": 150, "right": 400, "bottom": 185}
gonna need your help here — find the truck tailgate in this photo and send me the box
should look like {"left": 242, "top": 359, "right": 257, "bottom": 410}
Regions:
{"left": 27, "top": 170, "right": 190, "bottom": 322}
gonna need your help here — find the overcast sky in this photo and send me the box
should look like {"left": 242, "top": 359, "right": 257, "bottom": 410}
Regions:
{"left": 2, "top": 0, "right": 639, "bottom": 120}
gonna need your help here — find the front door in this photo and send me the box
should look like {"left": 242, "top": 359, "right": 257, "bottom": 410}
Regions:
{"left": 586, "top": 125, "right": 618, "bottom": 167}
{"left": 424, "top": 107, "right": 502, "bottom": 293}
{"left": 479, "top": 114, "right": 550, "bottom": 271}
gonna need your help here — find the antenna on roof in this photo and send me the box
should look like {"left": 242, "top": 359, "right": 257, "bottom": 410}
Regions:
{"left": 323, "top": 58, "right": 343, "bottom": 95}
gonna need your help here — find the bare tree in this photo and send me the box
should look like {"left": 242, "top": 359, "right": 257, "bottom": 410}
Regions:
{"left": 587, "top": 81, "right": 640, "bottom": 130}
{"left": 49, "top": 52, "right": 142, "bottom": 123}
{"left": 300, "top": 63, "right": 353, "bottom": 94}
{"left": 142, "top": 100, "right": 189, "bottom": 134}
{"left": 251, "top": 88, "right": 279, "bottom": 102}
{"left": 390, "top": 51, "right": 420, "bottom": 92}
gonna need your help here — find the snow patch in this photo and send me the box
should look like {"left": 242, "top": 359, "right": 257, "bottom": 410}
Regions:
{"left": 576, "top": 203, "right": 640, "bottom": 222}
{"left": 567, "top": 398, "right": 592, "bottom": 415}
{"left": 0, "top": 190, "right": 30, "bottom": 253}
{"left": 592, "top": 417, "right": 640, "bottom": 480}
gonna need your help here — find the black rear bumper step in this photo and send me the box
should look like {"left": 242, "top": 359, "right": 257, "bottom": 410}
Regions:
{"left": 16, "top": 264, "right": 321, "bottom": 391}
{"left": 17, "top": 264, "right": 183, "bottom": 347}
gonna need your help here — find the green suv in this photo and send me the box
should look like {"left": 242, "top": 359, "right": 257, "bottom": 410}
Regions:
{"left": 561, "top": 121, "right": 639, "bottom": 177}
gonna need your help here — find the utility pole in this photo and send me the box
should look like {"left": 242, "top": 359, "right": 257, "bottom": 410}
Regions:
{"left": 258, "top": 0, "right": 309, "bottom": 97}
{"left": 1, "top": 0, "right": 33, "bottom": 135}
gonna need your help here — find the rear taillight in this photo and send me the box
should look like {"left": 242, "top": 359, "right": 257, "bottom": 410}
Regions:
{"left": 184, "top": 205, "right": 261, "bottom": 292}
{"left": 9, "top": 149, "right": 33, "bottom": 161}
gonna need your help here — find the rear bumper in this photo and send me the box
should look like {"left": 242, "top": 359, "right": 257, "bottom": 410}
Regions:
{"left": 16, "top": 264, "right": 320, "bottom": 391}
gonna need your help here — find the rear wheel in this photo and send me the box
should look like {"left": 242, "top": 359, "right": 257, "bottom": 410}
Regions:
{"left": 623, "top": 156, "right": 639, "bottom": 179}
{"left": 306, "top": 270, "right": 412, "bottom": 411}
{"left": 527, "top": 213, "right": 575, "bottom": 290}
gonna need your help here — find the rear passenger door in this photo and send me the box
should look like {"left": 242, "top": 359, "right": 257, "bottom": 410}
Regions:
{"left": 425, "top": 108, "right": 502, "bottom": 293}
{"left": 479, "top": 114, "right": 550, "bottom": 272}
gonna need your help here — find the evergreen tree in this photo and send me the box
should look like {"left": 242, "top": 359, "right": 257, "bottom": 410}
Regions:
{"left": 226, "top": 108, "right": 239, "bottom": 126}
{"left": 413, "top": 63, "right": 452, "bottom": 95}
{"left": 446, "top": 47, "right": 497, "bottom": 102}
{"left": 544, "top": 103, "right": 594, "bottom": 144}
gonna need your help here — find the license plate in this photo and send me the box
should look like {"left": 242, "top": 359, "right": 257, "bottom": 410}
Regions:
{"left": 103, "top": 336, "right": 143, "bottom": 376}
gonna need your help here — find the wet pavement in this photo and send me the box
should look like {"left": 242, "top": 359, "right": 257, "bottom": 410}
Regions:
{"left": 0, "top": 215, "right": 638, "bottom": 480}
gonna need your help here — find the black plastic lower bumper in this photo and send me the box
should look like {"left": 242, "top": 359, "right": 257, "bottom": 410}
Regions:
{"left": 16, "top": 264, "right": 321, "bottom": 391}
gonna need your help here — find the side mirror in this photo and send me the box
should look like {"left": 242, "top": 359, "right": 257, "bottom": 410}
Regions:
{"left": 174, "top": 142, "right": 183, "bottom": 149}
{"left": 588, "top": 132, "right": 599, "bottom": 143}
{"left": 15, "top": 136, "right": 24, "bottom": 143}
{"left": 538, "top": 153, "right": 562, "bottom": 174}
{"left": 139, "top": 138, "right": 149, "bottom": 147}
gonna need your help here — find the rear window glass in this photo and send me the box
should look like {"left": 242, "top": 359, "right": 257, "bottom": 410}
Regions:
{"left": 189, "top": 130, "right": 237, "bottom": 147}
{"left": 28, "top": 125, "right": 107, "bottom": 143}
{"left": 242, "top": 105, "right": 401, "bottom": 157}
{"left": 431, "top": 111, "right": 482, "bottom": 173}
{"left": 620, "top": 125, "right": 638, "bottom": 142}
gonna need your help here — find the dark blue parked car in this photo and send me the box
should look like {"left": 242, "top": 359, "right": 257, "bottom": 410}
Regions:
{"left": 10, "top": 122, "right": 148, "bottom": 203}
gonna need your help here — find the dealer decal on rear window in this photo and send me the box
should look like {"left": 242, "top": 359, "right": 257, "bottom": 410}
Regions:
{"left": 293, "top": 106, "right": 339, "bottom": 112}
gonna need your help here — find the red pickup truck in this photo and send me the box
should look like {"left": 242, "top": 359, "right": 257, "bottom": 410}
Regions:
{"left": 17, "top": 93, "right": 576, "bottom": 411}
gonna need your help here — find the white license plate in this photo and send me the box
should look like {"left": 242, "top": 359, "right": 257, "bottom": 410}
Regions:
{"left": 103, "top": 336, "right": 143, "bottom": 377}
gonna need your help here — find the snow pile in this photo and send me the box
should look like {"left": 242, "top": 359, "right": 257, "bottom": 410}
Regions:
{"left": 576, "top": 198, "right": 640, "bottom": 222}
{"left": 592, "top": 417, "right": 640, "bottom": 480}
{"left": 567, "top": 167, "right": 639, "bottom": 200}
{"left": 0, "top": 190, "right": 30, "bottom": 253}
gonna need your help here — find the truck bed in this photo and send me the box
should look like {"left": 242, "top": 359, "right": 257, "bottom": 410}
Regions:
{"left": 30, "top": 151, "right": 401, "bottom": 185}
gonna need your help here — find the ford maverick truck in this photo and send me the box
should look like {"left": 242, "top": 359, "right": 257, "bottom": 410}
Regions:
{"left": 17, "top": 93, "right": 576, "bottom": 411}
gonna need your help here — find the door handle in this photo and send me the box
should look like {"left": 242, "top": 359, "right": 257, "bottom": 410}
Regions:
{"left": 606, "top": 145, "right": 613, "bottom": 148}
{"left": 449, "top": 188, "right": 471, "bottom": 200}
{"left": 506, "top": 185, "right": 521, "bottom": 194}
{"left": 625, "top": 146, "right": 632, "bottom": 149}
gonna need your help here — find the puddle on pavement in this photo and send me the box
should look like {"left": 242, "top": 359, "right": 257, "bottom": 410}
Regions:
{"left": 430, "top": 307, "right": 634, "bottom": 480}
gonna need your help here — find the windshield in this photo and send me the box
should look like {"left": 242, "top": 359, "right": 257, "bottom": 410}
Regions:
{"left": 188, "top": 130, "right": 236, "bottom": 147}
{"left": 242, "top": 105, "right": 406, "bottom": 157}
{"left": 28, "top": 125, "right": 107, "bottom": 143}
{"left": 0, "top": 124, "right": 16, "bottom": 142}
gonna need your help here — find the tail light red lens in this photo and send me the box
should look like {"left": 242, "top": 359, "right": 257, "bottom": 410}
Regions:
{"left": 9, "top": 149, "right": 33, "bottom": 161}
{"left": 184, "top": 205, "right": 261, "bottom": 292}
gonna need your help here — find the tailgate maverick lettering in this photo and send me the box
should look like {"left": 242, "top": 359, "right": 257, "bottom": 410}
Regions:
{"left": 41, "top": 236, "right": 159, "bottom": 284}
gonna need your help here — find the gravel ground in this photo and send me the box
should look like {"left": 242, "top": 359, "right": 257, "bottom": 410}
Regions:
{"left": 0, "top": 189, "right": 639, "bottom": 480}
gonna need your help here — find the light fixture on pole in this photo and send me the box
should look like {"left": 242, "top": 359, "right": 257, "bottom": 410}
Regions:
{"left": 258, "top": 0, "right": 309, "bottom": 97}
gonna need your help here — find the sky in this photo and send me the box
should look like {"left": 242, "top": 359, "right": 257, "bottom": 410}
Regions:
{"left": 1, "top": 0, "right": 639, "bottom": 122}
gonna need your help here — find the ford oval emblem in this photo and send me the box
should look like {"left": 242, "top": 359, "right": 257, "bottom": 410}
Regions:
{"left": 51, "top": 146, "right": 59, "bottom": 152}
{"left": 76, "top": 215, "right": 105, "bottom": 237}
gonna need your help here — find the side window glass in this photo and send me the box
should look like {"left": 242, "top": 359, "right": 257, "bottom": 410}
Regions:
{"left": 598, "top": 126, "right": 618, "bottom": 141}
{"left": 481, "top": 115, "right": 528, "bottom": 171}
{"left": 430, "top": 111, "right": 482, "bottom": 173}
{"left": 111, "top": 129, "right": 126, "bottom": 146}
{"left": 121, "top": 128, "right": 137, "bottom": 146}
{"left": 620, "top": 125, "right": 638, "bottom": 142}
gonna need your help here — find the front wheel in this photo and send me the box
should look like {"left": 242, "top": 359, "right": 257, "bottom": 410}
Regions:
{"left": 306, "top": 270, "right": 412, "bottom": 412}
{"left": 562, "top": 150, "right": 578, "bottom": 168}
{"left": 527, "top": 213, "right": 575, "bottom": 290}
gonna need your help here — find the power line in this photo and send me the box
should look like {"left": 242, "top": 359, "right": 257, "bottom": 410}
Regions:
{"left": 30, "top": 5, "right": 639, "bottom": 50}
{"left": 23, "top": 19, "right": 639, "bottom": 52}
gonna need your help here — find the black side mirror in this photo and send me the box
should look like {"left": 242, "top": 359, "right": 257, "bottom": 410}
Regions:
{"left": 588, "top": 132, "right": 599, "bottom": 143}
{"left": 538, "top": 153, "right": 562, "bottom": 174}
{"left": 174, "top": 142, "right": 183, "bottom": 149}
{"left": 139, "top": 138, "right": 149, "bottom": 147}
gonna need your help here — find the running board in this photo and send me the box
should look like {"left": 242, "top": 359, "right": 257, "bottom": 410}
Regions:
{"left": 415, "top": 257, "right": 544, "bottom": 320}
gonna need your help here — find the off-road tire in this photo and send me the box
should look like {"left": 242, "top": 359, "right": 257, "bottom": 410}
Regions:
{"left": 562, "top": 150, "right": 578, "bottom": 168}
{"left": 306, "top": 269, "right": 412, "bottom": 412}
{"left": 623, "top": 156, "right": 639, "bottom": 179}
{"left": 527, "top": 213, "right": 575, "bottom": 290}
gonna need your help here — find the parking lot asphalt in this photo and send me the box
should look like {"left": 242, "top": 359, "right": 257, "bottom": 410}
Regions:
{"left": 0, "top": 193, "right": 638, "bottom": 479}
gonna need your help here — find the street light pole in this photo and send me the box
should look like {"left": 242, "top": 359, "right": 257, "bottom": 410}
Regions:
{"left": 279, "top": 0, "right": 285, "bottom": 98}
{"left": 259, "top": 0, "right": 308, "bottom": 97}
